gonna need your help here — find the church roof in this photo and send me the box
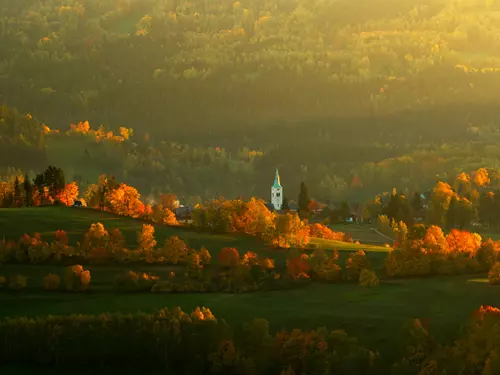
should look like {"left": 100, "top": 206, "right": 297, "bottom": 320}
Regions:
{"left": 272, "top": 168, "right": 281, "bottom": 188}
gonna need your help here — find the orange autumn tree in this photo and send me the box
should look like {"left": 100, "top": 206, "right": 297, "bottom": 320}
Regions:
{"left": 82, "top": 222, "right": 111, "bottom": 262}
{"left": 287, "top": 252, "right": 311, "bottom": 279}
{"left": 309, "top": 223, "right": 345, "bottom": 241}
{"left": 161, "top": 236, "right": 188, "bottom": 264}
{"left": 218, "top": 247, "right": 240, "bottom": 268}
{"left": 137, "top": 224, "right": 157, "bottom": 256}
{"left": 473, "top": 168, "right": 490, "bottom": 187}
{"left": 152, "top": 204, "right": 178, "bottom": 225}
{"left": 428, "top": 181, "right": 456, "bottom": 227}
{"left": 160, "top": 194, "right": 179, "bottom": 210}
{"left": 235, "top": 198, "right": 275, "bottom": 236}
{"left": 445, "top": 229, "right": 482, "bottom": 256}
{"left": 56, "top": 182, "right": 79, "bottom": 206}
{"left": 50, "top": 229, "right": 74, "bottom": 261}
{"left": 106, "top": 183, "right": 144, "bottom": 218}
{"left": 267, "top": 212, "right": 310, "bottom": 249}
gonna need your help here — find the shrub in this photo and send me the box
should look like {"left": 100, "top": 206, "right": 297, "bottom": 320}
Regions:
{"left": 43, "top": 273, "right": 61, "bottom": 291}
{"left": 64, "top": 265, "right": 91, "bottom": 291}
{"left": 162, "top": 236, "right": 188, "bottom": 264}
{"left": 359, "top": 269, "right": 379, "bottom": 287}
{"left": 0, "top": 275, "right": 6, "bottom": 288}
{"left": 115, "top": 270, "right": 159, "bottom": 292}
{"left": 199, "top": 247, "right": 211, "bottom": 265}
{"left": 8, "top": 274, "right": 27, "bottom": 290}
{"left": 218, "top": 247, "right": 240, "bottom": 268}
{"left": 287, "top": 253, "right": 311, "bottom": 279}
{"left": 345, "top": 250, "right": 371, "bottom": 281}
{"left": 488, "top": 262, "right": 500, "bottom": 285}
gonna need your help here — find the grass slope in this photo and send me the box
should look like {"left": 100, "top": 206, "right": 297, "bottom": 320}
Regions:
{"left": 0, "top": 206, "right": 263, "bottom": 256}
{"left": 2, "top": 207, "right": 499, "bottom": 369}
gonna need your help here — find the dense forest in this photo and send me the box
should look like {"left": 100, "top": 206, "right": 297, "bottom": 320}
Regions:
{"left": 2, "top": 0, "right": 500, "bottom": 202}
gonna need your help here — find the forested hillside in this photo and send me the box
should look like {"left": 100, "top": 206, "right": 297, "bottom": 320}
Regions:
{"left": 2, "top": 0, "right": 500, "bottom": 202}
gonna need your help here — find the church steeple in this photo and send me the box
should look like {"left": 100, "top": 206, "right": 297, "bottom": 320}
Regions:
{"left": 273, "top": 167, "right": 281, "bottom": 188}
{"left": 271, "top": 167, "right": 283, "bottom": 210}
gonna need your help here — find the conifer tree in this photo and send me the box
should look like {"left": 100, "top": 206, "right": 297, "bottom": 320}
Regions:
{"left": 282, "top": 196, "right": 290, "bottom": 210}
{"left": 23, "top": 173, "right": 32, "bottom": 206}
{"left": 298, "top": 182, "right": 311, "bottom": 219}
{"left": 13, "top": 177, "right": 21, "bottom": 207}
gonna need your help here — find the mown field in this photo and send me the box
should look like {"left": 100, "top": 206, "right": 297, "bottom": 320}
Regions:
{"left": 1, "top": 207, "right": 500, "bottom": 371}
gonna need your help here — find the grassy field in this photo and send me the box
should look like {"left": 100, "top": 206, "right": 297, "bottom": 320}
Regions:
{"left": 0, "top": 206, "right": 264, "bottom": 255}
{"left": 329, "top": 223, "right": 392, "bottom": 244}
{"left": 1, "top": 207, "right": 499, "bottom": 371}
{"left": 0, "top": 206, "right": 389, "bottom": 268}
{"left": 0, "top": 264, "right": 499, "bottom": 368}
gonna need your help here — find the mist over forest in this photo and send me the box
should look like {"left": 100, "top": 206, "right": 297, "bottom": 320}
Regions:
{"left": 2, "top": 0, "right": 500, "bottom": 203}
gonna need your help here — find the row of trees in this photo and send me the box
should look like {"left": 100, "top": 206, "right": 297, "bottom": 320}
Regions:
{"left": 384, "top": 224, "right": 500, "bottom": 278}
{"left": 370, "top": 168, "right": 500, "bottom": 230}
{"left": 0, "top": 165, "right": 79, "bottom": 208}
{"left": 2, "top": 302, "right": 500, "bottom": 375}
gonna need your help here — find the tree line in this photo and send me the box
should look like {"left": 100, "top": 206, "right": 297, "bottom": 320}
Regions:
{"left": 1, "top": 303, "right": 500, "bottom": 375}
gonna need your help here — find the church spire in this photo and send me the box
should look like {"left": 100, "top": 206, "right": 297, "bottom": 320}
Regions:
{"left": 273, "top": 167, "right": 281, "bottom": 188}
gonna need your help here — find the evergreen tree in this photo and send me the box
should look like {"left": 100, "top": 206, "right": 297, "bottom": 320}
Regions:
{"left": 23, "top": 172, "right": 32, "bottom": 206}
{"left": 446, "top": 196, "right": 459, "bottom": 229}
{"left": 457, "top": 198, "right": 474, "bottom": 229}
{"left": 340, "top": 201, "right": 350, "bottom": 221}
{"left": 13, "top": 176, "right": 21, "bottom": 207}
{"left": 385, "top": 192, "right": 411, "bottom": 223}
{"left": 282, "top": 196, "right": 290, "bottom": 210}
{"left": 411, "top": 192, "right": 422, "bottom": 213}
{"left": 298, "top": 182, "right": 311, "bottom": 218}
{"left": 478, "top": 192, "right": 495, "bottom": 226}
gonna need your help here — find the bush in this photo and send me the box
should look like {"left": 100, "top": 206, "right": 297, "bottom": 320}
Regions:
{"left": 64, "top": 265, "right": 91, "bottom": 291}
{"left": 43, "top": 273, "right": 61, "bottom": 290}
{"left": 8, "top": 274, "right": 27, "bottom": 290}
{"left": 359, "top": 269, "right": 379, "bottom": 287}
{"left": 0, "top": 275, "right": 6, "bottom": 288}
{"left": 115, "top": 270, "right": 159, "bottom": 292}
{"left": 345, "top": 251, "right": 371, "bottom": 281}
{"left": 199, "top": 247, "right": 212, "bottom": 265}
{"left": 218, "top": 247, "right": 240, "bottom": 267}
{"left": 488, "top": 262, "right": 500, "bottom": 285}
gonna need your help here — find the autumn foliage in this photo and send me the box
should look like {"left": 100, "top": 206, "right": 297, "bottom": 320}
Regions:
{"left": 64, "top": 265, "right": 91, "bottom": 291}
{"left": 218, "top": 247, "right": 240, "bottom": 268}
{"left": 488, "top": 262, "right": 500, "bottom": 285}
{"left": 385, "top": 224, "right": 494, "bottom": 278}
{"left": 309, "top": 223, "right": 347, "bottom": 241}
{"left": 43, "top": 274, "right": 61, "bottom": 290}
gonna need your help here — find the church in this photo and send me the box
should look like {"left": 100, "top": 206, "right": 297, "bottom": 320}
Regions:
{"left": 271, "top": 168, "right": 283, "bottom": 210}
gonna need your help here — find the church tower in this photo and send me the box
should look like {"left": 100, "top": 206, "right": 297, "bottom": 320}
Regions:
{"left": 271, "top": 168, "right": 283, "bottom": 210}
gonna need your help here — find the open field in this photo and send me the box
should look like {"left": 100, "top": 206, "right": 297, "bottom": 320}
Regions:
{"left": 0, "top": 206, "right": 389, "bottom": 267}
{"left": 1, "top": 207, "right": 499, "bottom": 371}
{"left": 0, "top": 264, "right": 499, "bottom": 369}
{"left": 0, "top": 206, "right": 263, "bottom": 256}
{"left": 328, "top": 223, "right": 392, "bottom": 244}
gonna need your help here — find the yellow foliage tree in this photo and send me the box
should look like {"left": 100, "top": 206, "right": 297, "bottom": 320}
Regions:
{"left": 162, "top": 236, "right": 188, "bottom": 264}
{"left": 488, "top": 262, "right": 500, "bottom": 285}
{"left": 137, "top": 224, "right": 157, "bottom": 254}
{"left": 359, "top": 269, "right": 379, "bottom": 287}
{"left": 64, "top": 265, "right": 91, "bottom": 291}
{"left": 43, "top": 273, "right": 61, "bottom": 290}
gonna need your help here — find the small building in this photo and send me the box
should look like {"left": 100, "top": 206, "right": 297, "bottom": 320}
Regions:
{"left": 175, "top": 205, "right": 193, "bottom": 221}
{"left": 271, "top": 168, "right": 283, "bottom": 210}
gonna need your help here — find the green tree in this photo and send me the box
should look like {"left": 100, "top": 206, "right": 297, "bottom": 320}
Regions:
{"left": 298, "top": 182, "right": 311, "bottom": 219}
{"left": 282, "top": 196, "right": 290, "bottom": 210}
{"left": 13, "top": 177, "right": 21, "bottom": 207}
{"left": 23, "top": 173, "right": 32, "bottom": 206}
{"left": 446, "top": 196, "right": 459, "bottom": 229}
{"left": 411, "top": 192, "right": 422, "bottom": 213}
